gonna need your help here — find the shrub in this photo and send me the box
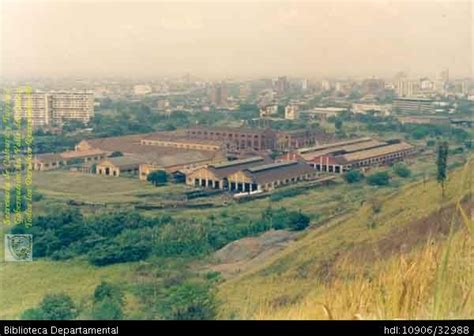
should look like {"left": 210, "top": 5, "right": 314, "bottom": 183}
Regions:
{"left": 91, "top": 298, "right": 123, "bottom": 320}
{"left": 392, "top": 163, "right": 411, "bottom": 178}
{"left": 93, "top": 281, "right": 124, "bottom": 305}
{"left": 344, "top": 170, "right": 364, "bottom": 183}
{"left": 366, "top": 171, "right": 390, "bottom": 186}
{"left": 91, "top": 282, "right": 124, "bottom": 320}
{"left": 264, "top": 207, "right": 311, "bottom": 231}
{"left": 287, "top": 211, "right": 311, "bottom": 231}
{"left": 158, "top": 281, "right": 217, "bottom": 320}
{"left": 21, "top": 294, "right": 78, "bottom": 320}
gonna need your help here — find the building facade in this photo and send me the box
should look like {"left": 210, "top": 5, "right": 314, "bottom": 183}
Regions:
{"left": 282, "top": 137, "right": 415, "bottom": 174}
{"left": 185, "top": 156, "right": 269, "bottom": 189}
{"left": 285, "top": 105, "right": 299, "bottom": 120}
{"left": 16, "top": 90, "right": 94, "bottom": 128}
{"left": 185, "top": 127, "right": 278, "bottom": 151}
{"left": 393, "top": 98, "right": 434, "bottom": 114}
{"left": 96, "top": 157, "right": 142, "bottom": 177}
{"left": 226, "top": 161, "right": 316, "bottom": 193}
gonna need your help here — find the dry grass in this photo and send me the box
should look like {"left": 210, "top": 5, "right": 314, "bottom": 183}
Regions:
{"left": 251, "top": 230, "right": 472, "bottom": 319}
{"left": 217, "top": 158, "right": 473, "bottom": 320}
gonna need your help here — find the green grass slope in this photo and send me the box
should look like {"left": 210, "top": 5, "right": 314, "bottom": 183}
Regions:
{"left": 217, "top": 159, "right": 473, "bottom": 319}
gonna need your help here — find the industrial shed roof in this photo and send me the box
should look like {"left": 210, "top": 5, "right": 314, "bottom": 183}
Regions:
{"left": 341, "top": 142, "right": 414, "bottom": 162}
{"left": 240, "top": 160, "right": 314, "bottom": 185}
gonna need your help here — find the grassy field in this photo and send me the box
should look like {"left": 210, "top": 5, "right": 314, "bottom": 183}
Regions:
{"left": 0, "top": 259, "right": 135, "bottom": 319}
{"left": 32, "top": 171, "right": 189, "bottom": 204}
{"left": 216, "top": 158, "right": 473, "bottom": 319}
{"left": 0, "top": 170, "right": 193, "bottom": 216}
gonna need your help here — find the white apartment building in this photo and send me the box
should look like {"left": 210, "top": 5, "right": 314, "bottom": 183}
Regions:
{"left": 395, "top": 79, "right": 419, "bottom": 97}
{"left": 15, "top": 93, "right": 51, "bottom": 127}
{"left": 15, "top": 90, "right": 94, "bottom": 128}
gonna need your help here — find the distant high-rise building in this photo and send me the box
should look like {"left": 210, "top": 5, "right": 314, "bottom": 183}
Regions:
{"left": 321, "top": 79, "right": 331, "bottom": 91}
{"left": 275, "top": 76, "right": 289, "bottom": 95}
{"left": 15, "top": 92, "right": 52, "bottom": 127}
{"left": 209, "top": 82, "right": 228, "bottom": 108}
{"left": 301, "top": 79, "right": 308, "bottom": 91}
{"left": 15, "top": 90, "right": 94, "bottom": 128}
{"left": 438, "top": 68, "right": 450, "bottom": 83}
{"left": 395, "top": 79, "right": 419, "bottom": 97}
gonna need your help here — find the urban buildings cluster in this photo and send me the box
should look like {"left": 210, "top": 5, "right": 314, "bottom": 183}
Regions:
{"left": 32, "top": 125, "right": 416, "bottom": 196}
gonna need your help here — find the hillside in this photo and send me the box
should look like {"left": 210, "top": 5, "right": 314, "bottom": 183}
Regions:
{"left": 217, "top": 159, "right": 473, "bottom": 319}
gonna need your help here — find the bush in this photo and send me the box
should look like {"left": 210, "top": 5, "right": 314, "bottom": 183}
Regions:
{"left": 287, "top": 211, "right": 310, "bottom": 231}
{"left": 91, "top": 282, "right": 124, "bottom": 320}
{"left": 392, "top": 163, "right": 411, "bottom": 178}
{"left": 91, "top": 298, "right": 123, "bottom": 320}
{"left": 366, "top": 171, "right": 390, "bottom": 186}
{"left": 263, "top": 207, "right": 311, "bottom": 231}
{"left": 155, "top": 222, "right": 209, "bottom": 257}
{"left": 158, "top": 281, "right": 217, "bottom": 320}
{"left": 21, "top": 294, "right": 78, "bottom": 320}
{"left": 93, "top": 281, "right": 124, "bottom": 305}
{"left": 344, "top": 170, "right": 364, "bottom": 183}
{"left": 89, "top": 241, "right": 152, "bottom": 266}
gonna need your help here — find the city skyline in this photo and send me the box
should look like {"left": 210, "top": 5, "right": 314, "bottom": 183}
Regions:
{"left": 0, "top": 0, "right": 472, "bottom": 79}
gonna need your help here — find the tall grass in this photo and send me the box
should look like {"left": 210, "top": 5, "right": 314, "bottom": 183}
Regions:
{"left": 252, "top": 229, "right": 471, "bottom": 319}
{"left": 219, "top": 158, "right": 473, "bottom": 320}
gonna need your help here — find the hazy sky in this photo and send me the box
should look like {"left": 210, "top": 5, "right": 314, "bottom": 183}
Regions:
{"left": 0, "top": 0, "right": 472, "bottom": 79}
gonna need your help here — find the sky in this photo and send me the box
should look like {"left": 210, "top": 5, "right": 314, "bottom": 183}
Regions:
{"left": 0, "top": 0, "right": 472, "bottom": 79}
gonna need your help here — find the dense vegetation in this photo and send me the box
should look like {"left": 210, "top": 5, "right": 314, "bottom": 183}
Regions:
{"left": 21, "top": 294, "right": 78, "bottom": 320}
{"left": 20, "top": 278, "right": 218, "bottom": 320}
{"left": 392, "top": 163, "right": 411, "bottom": 178}
{"left": 366, "top": 171, "right": 391, "bottom": 186}
{"left": 344, "top": 170, "right": 364, "bottom": 183}
{"left": 11, "top": 207, "right": 311, "bottom": 267}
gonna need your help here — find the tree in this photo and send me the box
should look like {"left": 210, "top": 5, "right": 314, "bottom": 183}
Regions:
{"left": 92, "top": 282, "right": 124, "bottom": 320}
{"left": 344, "top": 170, "right": 364, "bottom": 183}
{"left": 159, "top": 281, "right": 217, "bottom": 320}
{"left": 21, "top": 294, "right": 78, "bottom": 320}
{"left": 335, "top": 118, "right": 343, "bottom": 131}
{"left": 437, "top": 141, "right": 449, "bottom": 196}
{"left": 392, "top": 163, "right": 411, "bottom": 178}
{"left": 91, "top": 298, "right": 123, "bottom": 320}
{"left": 287, "top": 211, "right": 310, "bottom": 231}
{"left": 147, "top": 170, "right": 168, "bottom": 186}
{"left": 366, "top": 171, "right": 390, "bottom": 186}
{"left": 93, "top": 281, "right": 124, "bottom": 305}
{"left": 426, "top": 139, "right": 436, "bottom": 147}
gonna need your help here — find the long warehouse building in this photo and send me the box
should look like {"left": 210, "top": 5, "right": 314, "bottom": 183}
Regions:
{"left": 281, "top": 137, "right": 415, "bottom": 173}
